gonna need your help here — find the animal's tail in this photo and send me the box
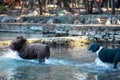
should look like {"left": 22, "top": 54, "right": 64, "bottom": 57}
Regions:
{"left": 46, "top": 45, "right": 50, "bottom": 59}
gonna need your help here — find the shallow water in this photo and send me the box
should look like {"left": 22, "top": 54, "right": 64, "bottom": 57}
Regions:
{"left": 0, "top": 32, "right": 120, "bottom": 80}
{"left": 0, "top": 46, "right": 120, "bottom": 80}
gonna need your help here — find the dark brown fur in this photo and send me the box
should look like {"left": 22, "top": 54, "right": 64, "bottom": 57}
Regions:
{"left": 9, "top": 36, "right": 50, "bottom": 62}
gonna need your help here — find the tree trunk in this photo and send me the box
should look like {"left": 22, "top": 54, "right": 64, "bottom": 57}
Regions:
{"left": 107, "top": 0, "right": 109, "bottom": 11}
{"left": 93, "top": 0, "right": 102, "bottom": 13}
{"left": 85, "top": 0, "right": 93, "bottom": 14}
{"left": 20, "top": 0, "right": 25, "bottom": 15}
{"left": 110, "top": 0, "right": 115, "bottom": 14}
{"left": 89, "top": 0, "right": 93, "bottom": 14}
{"left": 85, "top": 0, "right": 89, "bottom": 14}
{"left": 45, "top": 0, "right": 48, "bottom": 11}
{"left": 37, "top": 0, "right": 43, "bottom": 15}
{"left": 62, "top": 0, "right": 73, "bottom": 12}
{"left": 56, "top": 0, "right": 62, "bottom": 8}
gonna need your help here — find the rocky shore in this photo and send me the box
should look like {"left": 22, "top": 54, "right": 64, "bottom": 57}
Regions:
{"left": 0, "top": 11, "right": 120, "bottom": 48}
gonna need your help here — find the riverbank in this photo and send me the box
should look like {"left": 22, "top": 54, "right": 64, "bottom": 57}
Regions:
{"left": 0, "top": 36, "right": 90, "bottom": 49}
{"left": 0, "top": 14, "right": 120, "bottom": 46}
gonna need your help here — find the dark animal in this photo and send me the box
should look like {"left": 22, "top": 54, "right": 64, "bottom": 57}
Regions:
{"left": 9, "top": 36, "right": 50, "bottom": 63}
{"left": 88, "top": 43, "right": 120, "bottom": 69}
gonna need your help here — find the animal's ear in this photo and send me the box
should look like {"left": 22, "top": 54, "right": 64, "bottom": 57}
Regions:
{"left": 16, "top": 36, "right": 27, "bottom": 43}
{"left": 16, "top": 36, "right": 23, "bottom": 39}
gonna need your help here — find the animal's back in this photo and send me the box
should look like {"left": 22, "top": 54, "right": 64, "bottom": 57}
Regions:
{"left": 31, "top": 43, "right": 50, "bottom": 59}
{"left": 99, "top": 48, "right": 120, "bottom": 63}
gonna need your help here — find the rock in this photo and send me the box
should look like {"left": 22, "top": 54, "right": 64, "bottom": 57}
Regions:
{"left": 47, "top": 18, "right": 60, "bottom": 24}
{"left": 106, "top": 17, "right": 120, "bottom": 25}
{"left": 77, "top": 31, "right": 83, "bottom": 35}
{"left": 85, "top": 18, "right": 101, "bottom": 24}
{"left": 95, "top": 34, "right": 103, "bottom": 39}
{"left": 28, "top": 10, "right": 39, "bottom": 16}
{"left": 92, "top": 18, "right": 101, "bottom": 24}
{"left": 111, "top": 17, "right": 120, "bottom": 25}
{"left": 56, "top": 9, "right": 70, "bottom": 16}
{"left": 69, "top": 31, "right": 78, "bottom": 36}
{"left": 1, "top": 16, "right": 15, "bottom": 22}
{"left": 105, "top": 18, "right": 112, "bottom": 25}
{"left": 47, "top": 19, "right": 54, "bottom": 24}
{"left": 55, "top": 25, "right": 70, "bottom": 35}
{"left": 74, "top": 20, "right": 81, "bottom": 24}
{"left": 88, "top": 31, "right": 96, "bottom": 36}
{"left": 116, "top": 31, "right": 120, "bottom": 35}
{"left": 57, "top": 14, "right": 74, "bottom": 23}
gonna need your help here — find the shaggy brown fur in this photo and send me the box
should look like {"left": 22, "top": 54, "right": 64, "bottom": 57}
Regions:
{"left": 9, "top": 36, "right": 50, "bottom": 62}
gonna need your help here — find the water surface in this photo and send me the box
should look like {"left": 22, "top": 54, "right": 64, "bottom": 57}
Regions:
{"left": 0, "top": 32, "right": 120, "bottom": 80}
{"left": 0, "top": 46, "right": 120, "bottom": 80}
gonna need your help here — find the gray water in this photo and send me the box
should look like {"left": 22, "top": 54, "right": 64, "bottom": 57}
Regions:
{"left": 0, "top": 32, "right": 120, "bottom": 80}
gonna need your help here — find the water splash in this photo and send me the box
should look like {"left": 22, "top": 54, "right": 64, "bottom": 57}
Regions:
{"left": 2, "top": 49, "right": 22, "bottom": 60}
{"left": 1, "top": 49, "right": 72, "bottom": 65}
{"left": 75, "top": 58, "right": 115, "bottom": 73}
{"left": 1, "top": 49, "right": 73, "bottom": 65}
{"left": 45, "top": 58, "right": 73, "bottom": 66}
{"left": 1, "top": 49, "right": 39, "bottom": 64}
{"left": 95, "top": 58, "right": 113, "bottom": 68}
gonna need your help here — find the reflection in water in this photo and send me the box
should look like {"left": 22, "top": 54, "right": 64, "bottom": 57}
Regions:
{"left": 0, "top": 44, "right": 120, "bottom": 80}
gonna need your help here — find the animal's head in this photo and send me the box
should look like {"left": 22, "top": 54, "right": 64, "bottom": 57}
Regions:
{"left": 9, "top": 36, "right": 27, "bottom": 51}
{"left": 88, "top": 43, "right": 101, "bottom": 53}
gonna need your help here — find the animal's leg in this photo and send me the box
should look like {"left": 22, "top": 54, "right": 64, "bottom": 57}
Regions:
{"left": 38, "top": 59, "right": 45, "bottom": 63}
{"left": 37, "top": 53, "right": 45, "bottom": 63}
{"left": 113, "top": 62, "right": 118, "bottom": 69}
{"left": 113, "top": 53, "right": 120, "bottom": 69}
{"left": 45, "top": 46, "right": 50, "bottom": 59}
